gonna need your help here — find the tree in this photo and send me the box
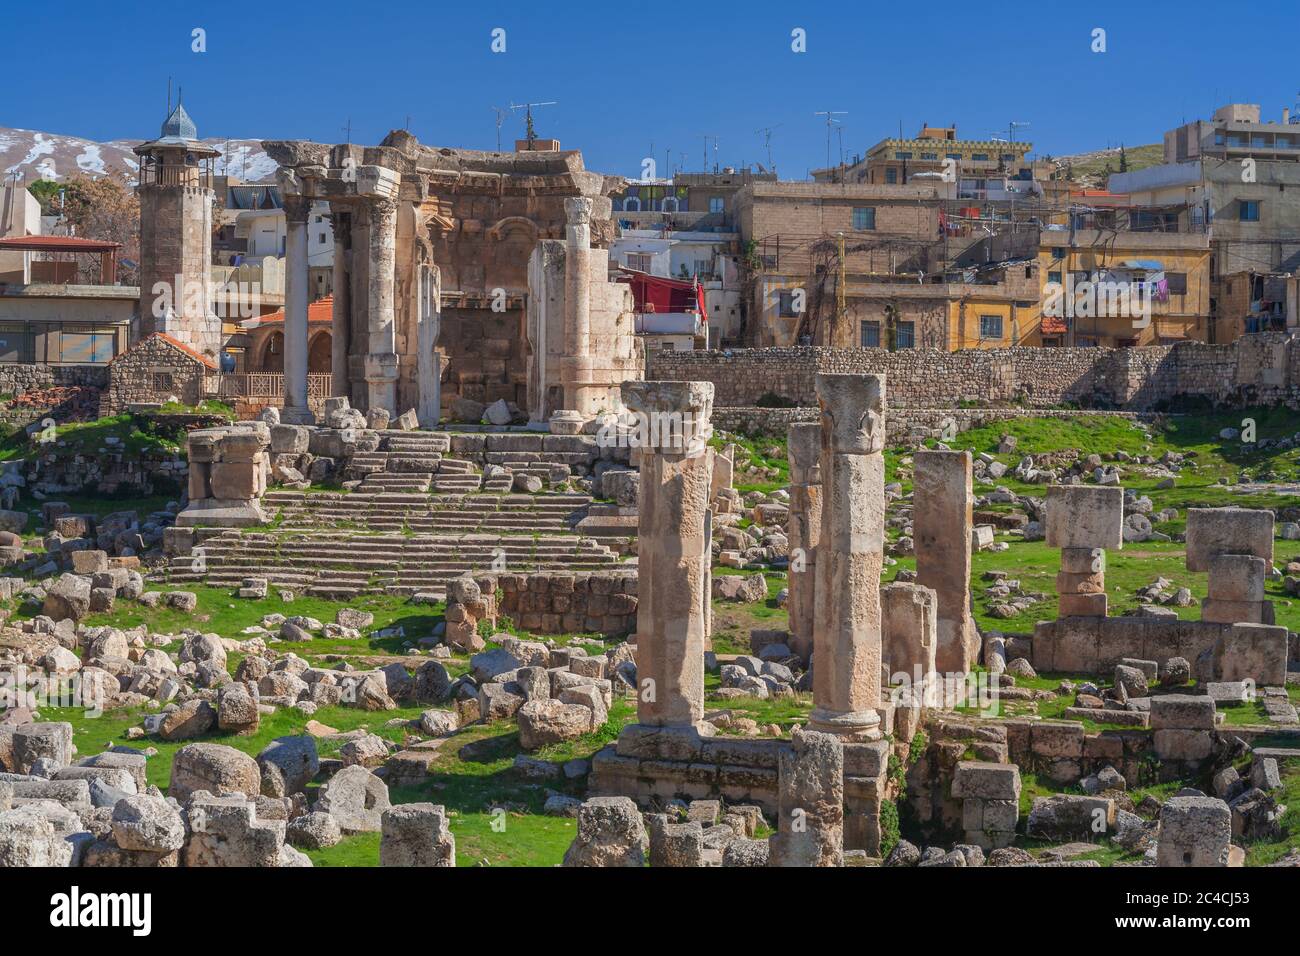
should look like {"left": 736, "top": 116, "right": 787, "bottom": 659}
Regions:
{"left": 45, "top": 173, "right": 140, "bottom": 285}
{"left": 1119, "top": 144, "right": 1129, "bottom": 173}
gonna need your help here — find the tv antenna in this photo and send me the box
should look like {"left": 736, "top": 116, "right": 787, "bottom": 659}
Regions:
{"left": 491, "top": 106, "right": 508, "bottom": 151}
{"left": 814, "top": 111, "right": 847, "bottom": 173}
{"left": 754, "top": 124, "right": 783, "bottom": 171}
{"left": 342, "top": 118, "right": 353, "bottom": 145}
{"left": 1008, "top": 120, "right": 1030, "bottom": 143}
{"left": 510, "top": 101, "right": 557, "bottom": 149}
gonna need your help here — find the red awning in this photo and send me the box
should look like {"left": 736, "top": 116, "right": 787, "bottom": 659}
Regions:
{"left": 617, "top": 269, "right": 707, "bottom": 325}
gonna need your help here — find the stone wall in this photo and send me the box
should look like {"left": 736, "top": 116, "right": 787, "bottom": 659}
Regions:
{"left": 0, "top": 364, "right": 109, "bottom": 397}
{"left": 497, "top": 570, "right": 638, "bottom": 636}
{"left": 21, "top": 447, "right": 188, "bottom": 497}
{"left": 647, "top": 334, "right": 1300, "bottom": 411}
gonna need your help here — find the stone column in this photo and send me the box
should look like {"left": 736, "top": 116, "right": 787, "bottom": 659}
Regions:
{"left": 281, "top": 196, "right": 314, "bottom": 424}
{"left": 623, "top": 380, "right": 714, "bottom": 728}
{"left": 1046, "top": 485, "right": 1123, "bottom": 617}
{"left": 562, "top": 197, "right": 596, "bottom": 415}
{"left": 365, "top": 197, "right": 399, "bottom": 414}
{"left": 417, "top": 264, "right": 442, "bottom": 427}
{"left": 913, "top": 449, "right": 975, "bottom": 673}
{"left": 810, "top": 373, "right": 886, "bottom": 740}
{"left": 786, "top": 421, "right": 822, "bottom": 665}
{"left": 329, "top": 209, "right": 351, "bottom": 399}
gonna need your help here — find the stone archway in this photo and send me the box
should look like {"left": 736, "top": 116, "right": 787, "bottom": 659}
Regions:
{"left": 260, "top": 330, "right": 285, "bottom": 372}
{"left": 308, "top": 331, "right": 332, "bottom": 372}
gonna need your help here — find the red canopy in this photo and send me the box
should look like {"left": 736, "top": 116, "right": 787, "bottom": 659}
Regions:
{"left": 619, "top": 269, "right": 707, "bottom": 325}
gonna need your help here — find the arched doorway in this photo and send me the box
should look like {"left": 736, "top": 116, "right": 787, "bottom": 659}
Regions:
{"left": 308, "top": 331, "right": 332, "bottom": 372}
{"left": 260, "top": 331, "right": 284, "bottom": 372}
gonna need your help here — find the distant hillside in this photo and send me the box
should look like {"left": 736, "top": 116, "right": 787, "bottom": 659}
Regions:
{"left": 1047, "top": 143, "right": 1164, "bottom": 188}
{"left": 0, "top": 126, "right": 278, "bottom": 184}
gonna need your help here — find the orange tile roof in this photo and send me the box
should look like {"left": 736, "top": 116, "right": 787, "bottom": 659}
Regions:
{"left": 113, "top": 332, "right": 219, "bottom": 370}
{"left": 257, "top": 295, "right": 334, "bottom": 325}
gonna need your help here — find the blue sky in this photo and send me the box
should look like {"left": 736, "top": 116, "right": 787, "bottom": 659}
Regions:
{"left": 7, "top": 0, "right": 1300, "bottom": 179}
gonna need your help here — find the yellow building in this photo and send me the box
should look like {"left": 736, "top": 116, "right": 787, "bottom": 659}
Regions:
{"left": 1031, "top": 229, "right": 1211, "bottom": 346}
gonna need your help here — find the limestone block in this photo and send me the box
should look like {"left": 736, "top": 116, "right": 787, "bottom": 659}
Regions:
{"left": 1060, "top": 547, "right": 1105, "bottom": 574}
{"left": 1045, "top": 485, "right": 1123, "bottom": 550}
{"left": 1214, "top": 623, "right": 1289, "bottom": 686}
{"left": 951, "top": 761, "right": 1021, "bottom": 802}
{"left": 1206, "top": 554, "right": 1266, "bottom": 602}
{"left": 1149, "top": 694, "right": 1217, "bottom": 730}
{"left": 881, "top": 582, "right": 937, "bottom": 680}
{"left": 1156, "top": 796, "right": 1233, "bottom": 867}
{"left": 1058, "top": 592, "right": 1107, "bottom": 617}
{"left": 1185, "top": 507, "right": 1273, "bottom": 572}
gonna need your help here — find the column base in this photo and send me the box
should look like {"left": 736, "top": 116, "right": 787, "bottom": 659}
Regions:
{"left": 279, "top": 405, "right": 316, "bottom": 425}
{"left": 807, "top": 706, "right": 882, "bottom": 741}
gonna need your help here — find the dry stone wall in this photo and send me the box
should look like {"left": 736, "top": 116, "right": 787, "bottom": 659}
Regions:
{"left": 648, "top": 334, "right": 1300, "bottom": 412}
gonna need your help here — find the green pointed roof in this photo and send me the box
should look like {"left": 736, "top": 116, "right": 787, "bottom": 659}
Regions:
{"left": 134, "top": 97, "right": 220, "bottom": 158}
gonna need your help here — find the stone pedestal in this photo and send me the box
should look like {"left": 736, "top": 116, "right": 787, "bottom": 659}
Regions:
{"left": 175, "top": 424, "right": 271, "bottom": 528}
{"left": 913, "top": 449, "right": 975, "bottom": 673}
{"left": 786, "top": 422, "right": 821, "bottom": 665}
{"left": 1046, "top": 485, "right": 1124, "bottom": 618}
{"left": 622, "top": 380, "right": 714, "bottom": 728}
{"left": 809, "top": 373, "right": 885, "bottom": 740}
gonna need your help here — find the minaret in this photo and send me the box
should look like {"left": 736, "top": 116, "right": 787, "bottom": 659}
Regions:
{"left": 134, "top": 98, "right": 222, "bottom": 360}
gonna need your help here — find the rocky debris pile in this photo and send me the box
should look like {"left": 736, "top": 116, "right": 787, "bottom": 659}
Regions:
{"left": 981, "top": 570, "right": 1047, "bottom": 619}
{"left": 0, "top": 502, "right": 177, "bottom": 573}
{"left": 561, "top": 795, "right": 769, "bottom": 867}
{"left": 714, "top": 494, "right": 788, "bottom": 571}
{"left": 710, "top": 648, "right": 804, "bottom": 705}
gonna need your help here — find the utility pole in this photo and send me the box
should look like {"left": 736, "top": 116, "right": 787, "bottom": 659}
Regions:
{"left": 814, "top": 111, "right": 847, "bottom": 174}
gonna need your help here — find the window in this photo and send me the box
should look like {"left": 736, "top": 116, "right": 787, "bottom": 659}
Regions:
{"left": 921, "top": 152, "right": 938, "bottom": 160}
{"left": 860, "top": 320, "right": 881, "bottom": 347}
{"left": 318, "top": 233, "right": 326, "bottom": 244}
{"left": 885, "top": 168, "right": 897, "bottom": 184}
{"left": 1166, "top": 272, "right": 1187, "bottom": 294}
{"left": 946, "top": 152, "right": 962, "bottom": 160}
{"left": 971, "top": 153, "right": 989, "bottom": 162}
{"left": 1051, "top": 247, "right": 1066, "bottom": 260}
{"left": 895, "top": 320, "right": 915, "bottom": 349}
{"left": 1000, "top": 153, "right": 1016, "bottom": 162}
{"left": 979, "top": 314, "right": 1004, "bottom": 339}
{"left": 626, "top": 252, "right": 653, "bottom": 272}
{"left": 852, "top": 207, "right": 876, "bottom": 230}
{"left": 708, "top": 197, "right": 724, "bottom": 214}
{"left": 1240, "top": 200, "right": 1260, "bottom": 221}
{"left": 895, "top": 151, "right": 913, "bottom": 160}
{"left": 693, "top": 258, "right": 712, "bottom": 277}
{"left": 778, "top": 291, "right": 800, "bottom": 317}
{"left": 1048, "top": 270, "right": 1062, "bottom": 284}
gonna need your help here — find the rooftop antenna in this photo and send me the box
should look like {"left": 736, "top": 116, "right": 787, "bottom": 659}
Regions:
{"left": 342, "top": 118, "right": 353, "bottom": 145}
{"left": 814, "top": 110, "right": 847, "bottom": 174}
{"left": 754, "top": 124, "right": 783, "bottom": 171}
{"left": 699, "top": 134, "right": 716, "bottom": 172}
{"left": 491, "top": 107, "right": 508, "bottom": 151}
{"left": 510, "top": 101, "right": 557, "bottom": 149}
{"left": 166, "top": 77, "right": 172, "bottom": 115}
{"left": 1009, "top": 120, "right": 1030, "bottom": 144}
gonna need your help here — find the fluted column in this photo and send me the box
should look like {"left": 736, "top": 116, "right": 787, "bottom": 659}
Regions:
{"left": 329, "top": 209, "right": 351, "bottom": 400}
{"left": 809, "top": 373, "right": 886, "bottom": 740}
{"left": 365, "top": 197, "right": 399, "bottom": 414}
{"left": 562, "top": 197, "right": 595, "bottom": 415}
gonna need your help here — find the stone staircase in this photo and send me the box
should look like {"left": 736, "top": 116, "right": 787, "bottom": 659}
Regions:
{"left": 165, "top": 529, "right": 625, "bottom": 600}
{"left": 261, "top": 490, "right": 593, "bottom": 534}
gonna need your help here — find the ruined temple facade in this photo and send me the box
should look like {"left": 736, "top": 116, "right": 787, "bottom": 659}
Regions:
{"left": 262, "top": 132, "right": 642, "bottom": 423}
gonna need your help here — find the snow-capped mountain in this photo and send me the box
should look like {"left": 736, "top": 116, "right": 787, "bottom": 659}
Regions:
{"left": 0, "top": 126, "right": 279, "bottom": 183}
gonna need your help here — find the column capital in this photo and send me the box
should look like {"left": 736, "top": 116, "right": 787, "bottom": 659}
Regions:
{"left": 815, "top": 373, "right": 885, "bottom": 455}
{"left": 564, "top": 196, "right": 593, "bottom": 226}
{"left": 282, "top": 194, "right": 313, "bottom": 223}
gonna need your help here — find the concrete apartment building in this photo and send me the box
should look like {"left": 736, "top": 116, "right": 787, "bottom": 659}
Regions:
{"left": 813, "top": 124, "right": 1044, "bottom": 189}
{"left": 1109, "top": 101, "right": 1300, "bottom": 341}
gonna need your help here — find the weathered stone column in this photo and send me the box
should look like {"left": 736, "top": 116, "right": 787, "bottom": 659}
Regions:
{"left": 810, "top": 373, "right": 885, "bottom": 740}
{"left": 623, "top": 380, "right": 714, "bottom": 728}
{"left": 913, "top": 449, "right": 975, "bottom": 673}
{"left": 281, "top": 195, "right": 314, "bottom": 424}
{"left": 329, "top": 209, "right": 351, "bottom": 399}
{"left": 562, "top": 197, "right": 596, "bottom": 415}
{"left": 786, "top": 421, "right": 822, "bottom": 664}
{"left": 365, "top": 196, "right": 399, "bottom": 414}
{"left": 416, "top": 264, "right": 442, "bottom": 427}
{"left": 1046, "top": 485, "right": 1123, "bottom": 617}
